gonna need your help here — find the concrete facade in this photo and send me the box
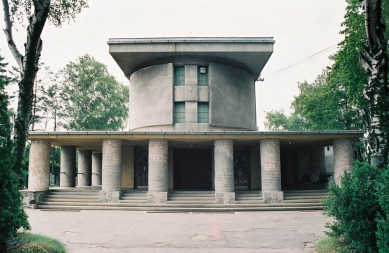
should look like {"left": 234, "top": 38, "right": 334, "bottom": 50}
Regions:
{"left": 214, "top": 140, "right": 235, "bottom": 203}
{"left": 78, "top": 150, "right": 92, "bottom": 187}
{"left": 147, "top": 139, "right": 168, "bottom": 203}
{"left": 60, "top": 146, "right": 76, "bottom": 187}
{"left": 92, "top": 153, "right": 102, "bottom": 186}
{"left": 309, "top": 146, "right": 325, "bottom": 183}
{"left": 28, "top": 140, "right": 51, "bottom": 191}
{"left": 333, "top": 139, "right": 354, "bottom": 184}
{"left": 260, "top": 139, "right": 283, "bottom": 203}
{"left": 100, "top": 139, "right": 122, "bottom": 202}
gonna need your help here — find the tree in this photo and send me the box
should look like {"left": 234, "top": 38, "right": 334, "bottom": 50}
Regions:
{"left": 1, "top": 0, "right": 88, "bottom": 174}
{"left": 0, "top": 53, "right": 30, "bottom": 242}
{"left": 359, "top": 0, "right": 389, "bottom": 167}
{"left": 59, "top": 54, "right": 129, "bottom": 130}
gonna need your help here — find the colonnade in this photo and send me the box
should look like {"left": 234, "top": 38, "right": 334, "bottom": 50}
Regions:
{"left": 28, "top": 138, "right": 355, "bottom": 204}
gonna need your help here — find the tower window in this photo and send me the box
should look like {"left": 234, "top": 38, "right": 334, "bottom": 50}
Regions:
{"left": 198, "top": 102, "right": 209, "bottom": 123}
{"left": 174, "top": 66, "right": 185, "bottom": 86}
{"left": 174, "top": 102, "right": 185, "bottom": 123}
{"left": 198, "top": 66, "right": 208, "bottom": 86}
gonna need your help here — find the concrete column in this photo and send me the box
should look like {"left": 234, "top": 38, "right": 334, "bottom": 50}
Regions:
{"left": 77, "top": 150, "right": 92, "bottom": 186}
{"left": 260, "top": 139, "right": 283, "bottom": 203}
{"left": 60, "top": 146, "right": 76, "bottom": 187}
{"left": 309, "top": 146, "right": 325, "bottom": 183}
{"left": 214, "top": 140, "right": 235, "bottom": 204}
{"left": 147, "top": 139, "right": 168, "bottom": 203}
{"left": 92, "top": 153, "right": 102, "bottom": 186}
{"left": 100, "top": 139, "right": 122, "bottom": 202}
{"left": 333, "top": 139, "right": 354, "bottom": 185}
{"left": 28, "top": 140, "right": 51, "bottom": 191}
{"left": 297, "top": 147, "right": 309, "bottom": 182}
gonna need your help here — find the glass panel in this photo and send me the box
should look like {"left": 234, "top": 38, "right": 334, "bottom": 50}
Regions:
{"left": 174, "top": 102, "right": 185, "bottom": 123}
{"left": 174, "top": 66, "right": 185, "bottom": 86}
{"left": 198, "top": 66, "right": 208, "bottom": 86}
{"left": 198, "top": 102, "right": 209, "bottom": 123}
{"left": 234, "top": 148, "right": 250, "bottom": 186}
{"left": 135, "top": 147, "right": 148, "bottom": 186}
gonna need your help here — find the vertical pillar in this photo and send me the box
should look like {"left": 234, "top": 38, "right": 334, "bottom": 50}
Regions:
{"left": 100, "top": 139, "right": 122, "bottom": 202}
{"left": 214, "top": 140, "right": 235, "bottom": 204}
{"left": 333, "top": 139, "right": 354, "bottom": 185}
{"left": 60, "top": 146, "right": 76, "bottom": 187}
{"left": 28, "top": 140, "right": 51, "bottom": 191}
{"left": 309, "top": 146, "right": 325, "bottom": 182}
{"left": 297, "top": 147, "right": 309, "bottom": 182}
{"left": 77, "top": 150, "right": 92, "bottom": 186}
{"left": 260, "top": 139, "right": 283, "bottom": 203}
{"left": 92, "top": 152, "right": 102, "bottom": 186}
{"left": 148, "top": 139, "right": 168, "bottom": 203}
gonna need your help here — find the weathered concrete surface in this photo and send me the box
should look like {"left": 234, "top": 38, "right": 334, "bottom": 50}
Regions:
{"left": 333, "top": 139, "right": 353, "bottom": 184}
{"left": 25, "top": 209, "right": 332, "bottom": 253}
{"left": 250, "top": 145, "right": 261, "bottom": 190}
{"left": 78, "top": 150, "right": 92, "bottom": 187}
{"left": 100, "top": 139, "right": 122, "bottom": 202}
{"left": 148, "top": 139, "right": 168, "bottom": 203}
{"left": 28, "top": 140, "right": 51, "bottom": 191}
{"left": 130, "top": 63, "right": 173, "bottom": 130}
{"left": 214, "top": 140, "right": 235, "bottom": 204}
{"left": 309, "top": 147, "right": 325, "bottom": 183}
{"left": 121, "top": 146, "right": 134, "bottom": 188}
{"left": 209, "top": 63, "right": 256, "bottom": 130}
{"left": 60, "top": 146, "right": 77, "bottom": 187}
{"left": 92, "top": 153, "right": 102, "bottom": 186}
{"left": 260, "top": 139, "right": 283, "bottom": 203}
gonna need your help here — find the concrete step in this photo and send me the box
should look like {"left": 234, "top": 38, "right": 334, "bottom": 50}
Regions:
{"left": 36, "top": 205, "right": 324, "bottom": 212}
{"left": 44, "top": 195, "right": 98, "bottom": 199}
{"left": 283, "top": 199, "right": 323, "bottom": 203}
{"left": 42, "top": 198, "right": 98, "bottom": 202}
{"left": 284, "top": 195, "right": 325, "bottom": 200}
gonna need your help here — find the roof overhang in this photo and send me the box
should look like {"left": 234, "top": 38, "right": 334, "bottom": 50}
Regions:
{"left": 108, "top": 37, "right": 275, "bottom": 79}
{"left": 28, "top": 130, "right": 365, "bottom": 151}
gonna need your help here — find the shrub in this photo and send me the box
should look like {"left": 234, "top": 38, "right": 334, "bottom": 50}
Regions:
{"left": 376, "top": 169, "right": 389, "bottom": 252}
{"left": 323, "top": 161, "right": 382, "bottom": 253}
{"left": 9, "top": 232, "right": 66, "bottom": 253}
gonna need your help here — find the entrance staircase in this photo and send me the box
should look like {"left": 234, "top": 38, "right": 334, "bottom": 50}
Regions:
{"left": 37, "top": 188, "right": 328, "bottom": 212}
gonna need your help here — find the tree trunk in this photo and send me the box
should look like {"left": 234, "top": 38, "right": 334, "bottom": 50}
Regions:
{"left": 2, "top": 0, "right": 51, "bottom": 174}
{"left": 359, "top": 0, "right": 389, "bottom": 167}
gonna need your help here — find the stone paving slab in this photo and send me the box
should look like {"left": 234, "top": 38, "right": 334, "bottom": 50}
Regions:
{"left": 24, "top": 209, "right": 332, "bottom": 253}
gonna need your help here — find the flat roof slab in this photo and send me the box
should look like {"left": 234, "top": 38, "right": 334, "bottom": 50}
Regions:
{"left": 108, "top": 37, "right": 275, "bottom": 79}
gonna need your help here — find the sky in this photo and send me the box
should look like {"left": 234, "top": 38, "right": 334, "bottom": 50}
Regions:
{"left": 0, "top": 0, "right": 348, "bottom": 130}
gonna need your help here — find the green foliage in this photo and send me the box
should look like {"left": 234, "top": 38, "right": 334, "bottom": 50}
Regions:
{"left": 376, "top": 169, "right": 389, "bottom": 252}
{"left": 323, "top": 161, "right": 389, "bottom": 252}
{"left": 59, "top": 54, "right": 129, "bottom": 131}
{"left": 315, "top": 236, "right": 347, "bottom": 253}
{"left": 9, "top": 0, "right": 88, "bottom": 27}
{"left": 0, "top": 53, "right": 30, "bottom": 242}
{"left": 9, "top": 232, "right": 66, "bottom": 253}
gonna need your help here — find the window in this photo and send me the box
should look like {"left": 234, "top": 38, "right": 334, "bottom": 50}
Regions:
{"left": 197, "top": 66, "right": 208, "bottom": 86}
{"left": 174, "top": 102, "right": 185, "bottom": 123}
{"left": 198, "top": 102, "right": 209, "bottom": 123}
{"left": 174, "top": 66, "right": 185, "bottom": 86}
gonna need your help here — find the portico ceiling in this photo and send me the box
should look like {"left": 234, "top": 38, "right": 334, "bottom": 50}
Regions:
{"left": 28, "top": 131, "right": 365, "bottom": 151}
{"left": 108, "top": 37, "right": 275, "bottom": 79}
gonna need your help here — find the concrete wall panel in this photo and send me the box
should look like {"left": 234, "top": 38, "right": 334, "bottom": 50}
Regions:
{"left": 209, "top": 63, "right": 255, "bottom": 130}
{"left": 121, "top": 146, "right": 134, "bottom": 188}
{"left": 250, "top": 145, "right": 261, "bottom": 190}
{"left": 130, "top": 63, "right": 173, "bottom": 130}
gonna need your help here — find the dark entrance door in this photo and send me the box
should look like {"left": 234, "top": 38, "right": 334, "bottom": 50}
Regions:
{"left": 173, "top": 149, "right": 212, "bottom": 190}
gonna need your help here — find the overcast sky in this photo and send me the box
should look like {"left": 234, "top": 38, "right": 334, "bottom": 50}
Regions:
{"left": 0, "top": 0, "right": 347, "bottom": 130}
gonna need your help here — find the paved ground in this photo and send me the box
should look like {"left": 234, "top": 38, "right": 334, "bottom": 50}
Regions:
{"left": 24, "top": 209, "right": 332, "bottom": 253}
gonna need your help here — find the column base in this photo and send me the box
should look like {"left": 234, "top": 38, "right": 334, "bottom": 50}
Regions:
{"left": 215, "top": 192, "right": 235, "bottom": 204}
{"left": 99, "top": 190, "right": 121, "bottom": 203}
{"left": 147, "top": 192, "right": 168, "bottom": 203}
{"left": 20, "top": 190, "right": 49, "bottom": 209}
{"left": 262, "top": 191, "right": 283, "bottom": 203}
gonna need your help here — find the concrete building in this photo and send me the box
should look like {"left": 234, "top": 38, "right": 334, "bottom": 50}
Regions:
{"left": 25, "top": 38, "right": 364, "bottom": 207}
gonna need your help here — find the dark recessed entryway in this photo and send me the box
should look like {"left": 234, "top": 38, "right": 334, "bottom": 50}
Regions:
{"left": 173, "top": 149, "right": 212, "bottom": 190}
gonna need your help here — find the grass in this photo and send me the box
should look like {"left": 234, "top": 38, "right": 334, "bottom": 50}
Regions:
{"left": 315, "top": 236, "right": 348, "bottom": 253}
{"left": 8, "top": 232, "right": 66, "bottom": 253}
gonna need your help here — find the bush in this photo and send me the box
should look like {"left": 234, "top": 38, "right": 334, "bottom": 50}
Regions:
{"left": 376, "top": 169, "right": 389, "bottom": 252}
{"left": 323, "top": 161, "right": 389, "bottom": 252}
{"left": 9, "top": 232, "right": 66, "bottom": 253}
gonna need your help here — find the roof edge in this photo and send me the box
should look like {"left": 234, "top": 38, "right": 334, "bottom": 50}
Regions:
{"left": 108, "top": 37, "right": 276, "bottom": 44}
